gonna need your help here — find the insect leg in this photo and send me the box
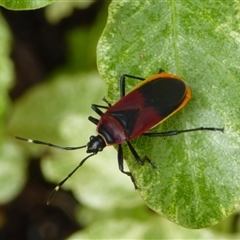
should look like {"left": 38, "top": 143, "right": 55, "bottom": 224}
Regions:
{"left": 126, "top": 141, "right": 143, "bottom": 165}
{"left": 91, "top": 104, "right": 108, "bottom": 116}
{"left": 120, "top": 74, "right": 145, "bottom": 98}
{"left": 143, "top": 127, "right": 224, "bottom": 137}
{"left": 102, "top": 97, "right": 112, "bottom": 107}
{"left": 127, "top": 141, "right": 156, "bottom": 169}
{"left": 119, "top": 68, "right": 166, "bottom": 98}
{"left": 118, "top": 144, "right": 138, "bottom": 189}
{"left": 88, "top": 116, "right": 99, "bottom": 125}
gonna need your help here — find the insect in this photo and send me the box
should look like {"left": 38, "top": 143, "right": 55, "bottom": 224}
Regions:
{"left": 16, "top": 69, "right": 224, "bottom": 204}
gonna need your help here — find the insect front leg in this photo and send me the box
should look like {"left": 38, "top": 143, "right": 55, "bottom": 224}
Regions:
{"left": 88, "top": 103, "right": 108, "bottom": 125}
{"left": 91, "top": 104, "right": 108, "bottom": 116}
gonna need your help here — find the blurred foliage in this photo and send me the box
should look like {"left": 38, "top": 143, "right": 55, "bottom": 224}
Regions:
{"left": 0, "top": 0, "right": 240, "bottom": 239}
{"left": 0, "top": 0, "right": 56, "bottom": 10}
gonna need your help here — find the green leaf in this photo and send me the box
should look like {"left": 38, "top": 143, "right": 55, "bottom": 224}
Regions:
{"left": 97, "top": 0, "right": 240, "bottom": 228}
{"left": 0, "top": 0, "right": 56, "bottom": 10}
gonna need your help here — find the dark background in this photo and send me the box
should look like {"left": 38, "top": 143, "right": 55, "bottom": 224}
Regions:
{"left": 0, "top": 2, "right": 109, "bottom": 239}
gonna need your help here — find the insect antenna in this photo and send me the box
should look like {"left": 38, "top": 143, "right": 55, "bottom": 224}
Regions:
{"left": 47, "top": 153, "right": 95, "bottom": 205}
{"left": 15, "top": 136, "right": 93, "bottom": 204}
{"left": 15, "top": 136, "right": 87, "bottom": 150}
